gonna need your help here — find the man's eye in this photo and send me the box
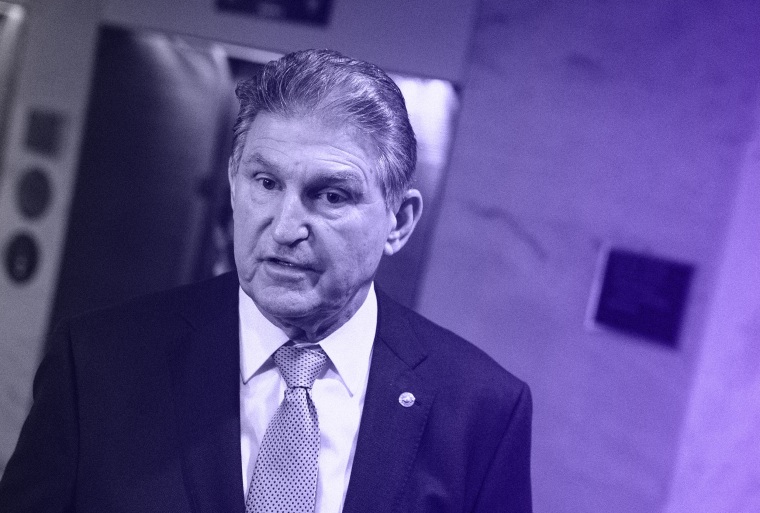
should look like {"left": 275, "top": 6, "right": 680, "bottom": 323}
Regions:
{"left": 323, "top": 191, "right": 347, "bottom": 204}
{"left": 258, "top": 178, "right": 276, "bottom": 190}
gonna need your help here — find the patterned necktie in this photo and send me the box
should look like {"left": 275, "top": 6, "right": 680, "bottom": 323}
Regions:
{"left": 246, "top": 344, "right": 328, "bottom": 513}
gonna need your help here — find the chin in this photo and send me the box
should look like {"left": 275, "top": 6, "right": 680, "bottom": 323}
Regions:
{"left": 261, "top": 297, "right": 316, "bottom": 320}
{"left": 248, "top": 284, "right": 322, "bottom": 321}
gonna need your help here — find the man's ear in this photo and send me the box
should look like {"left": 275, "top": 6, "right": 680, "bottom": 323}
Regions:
{"left": 228, "top": 156, "right": 237, "bottom": 207}
{"left": 384, "top": 189, "right": 423, "bottom": 256}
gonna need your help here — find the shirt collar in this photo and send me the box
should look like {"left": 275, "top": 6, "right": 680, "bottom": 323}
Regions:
{"left": 238, "top": 284, "right": 377, "bottom": 397}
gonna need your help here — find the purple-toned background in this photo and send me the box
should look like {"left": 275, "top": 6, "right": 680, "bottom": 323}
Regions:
{"left": 1, "top": 0, "right": 759, "bottom": 511}
{"left": 416, "top": 2, "right": 760, "bottom": 512}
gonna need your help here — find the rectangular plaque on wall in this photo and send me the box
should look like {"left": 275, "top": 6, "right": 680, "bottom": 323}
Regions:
{"left": 217, "top": 0, "right": 333, "bottom": 26}
{"left": 590, "top": 248, "right": 694, "bottom": 347}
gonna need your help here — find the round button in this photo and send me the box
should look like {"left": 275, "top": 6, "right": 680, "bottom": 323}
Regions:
{"left": 4, "top": 232, "right": 39, "bottom": 284}
{"left": 398, "top": 392, "right": 415, "bottom": 408}
{"left": 16, "top": 168, "right": 52, "bottom": 219}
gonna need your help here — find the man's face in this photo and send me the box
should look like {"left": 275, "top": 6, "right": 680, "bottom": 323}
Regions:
{"left": 230, "top": 112, "right": 395, "bottom": 338}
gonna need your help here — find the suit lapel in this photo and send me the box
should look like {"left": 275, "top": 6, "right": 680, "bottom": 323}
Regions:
{"left": 170, "top": 274, "right": 245, "bottom": 513}
{"left": 342, "top": 292, "right": 437, "bottom": 513}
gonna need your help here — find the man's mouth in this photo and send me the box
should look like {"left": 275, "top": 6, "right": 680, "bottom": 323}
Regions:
{"left": 266, "top": 257, "right": 313, "bottom": 271}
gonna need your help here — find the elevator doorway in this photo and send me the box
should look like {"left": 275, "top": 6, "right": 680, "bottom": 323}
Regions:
{"left": 50, "top": 25, "right": 460, "bottom": 332}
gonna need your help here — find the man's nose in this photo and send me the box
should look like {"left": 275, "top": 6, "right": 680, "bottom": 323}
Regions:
{"left": 271, "top": 193, "right": 309, "bottom": 245}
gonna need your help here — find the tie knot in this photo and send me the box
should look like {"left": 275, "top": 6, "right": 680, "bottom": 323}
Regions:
{"left": 273, "top": 345, "right": 327, "bottom": 389}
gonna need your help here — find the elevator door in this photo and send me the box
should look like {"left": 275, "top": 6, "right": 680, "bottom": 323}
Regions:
{"left": 50, "top": 26, "right": 235, "bottom": 330}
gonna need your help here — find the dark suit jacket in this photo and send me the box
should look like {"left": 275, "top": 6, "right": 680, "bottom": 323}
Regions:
{"left": 0, "top": 272, "right": 532, "bottom": 512}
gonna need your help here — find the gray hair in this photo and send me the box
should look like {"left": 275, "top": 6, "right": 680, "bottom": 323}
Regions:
{"left": 230, "top": 49, "right": 416, "bottom": 209}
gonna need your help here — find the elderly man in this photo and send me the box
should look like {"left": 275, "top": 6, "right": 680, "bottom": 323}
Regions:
{"left": 0, "top": 49, "right": 532, "bottom": 512}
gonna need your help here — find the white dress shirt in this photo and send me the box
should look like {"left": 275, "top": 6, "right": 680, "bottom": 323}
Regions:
{"left": 239, "top": 285, "right": 377, "bottom": 513}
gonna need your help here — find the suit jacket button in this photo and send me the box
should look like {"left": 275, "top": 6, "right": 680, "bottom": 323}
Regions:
{"left": 399, "top": 392, "right": 415, "bottom": 407}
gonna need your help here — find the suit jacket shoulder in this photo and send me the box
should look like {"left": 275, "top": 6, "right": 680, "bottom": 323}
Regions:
{"left": 344, "top": 290, "right": 532, "bottom": 513}
{"left": 376, "top": 289, "right": 528, "bottom": 404}
{"left": 0, "top": 272, "right": 243, "bottom": 513}
{"left": 65, "top": 271, "right": 239, "bottom": 349}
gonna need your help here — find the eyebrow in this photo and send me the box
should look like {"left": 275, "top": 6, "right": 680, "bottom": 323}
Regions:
{"left": 244, "top": 152, "right": 366, "bottom": 189}
{"left": 308, "top": 171, "right": 365, "bottom": 190}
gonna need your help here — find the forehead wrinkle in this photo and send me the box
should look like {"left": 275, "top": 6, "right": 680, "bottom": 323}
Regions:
{"left": 245, "top": 142, "right": 366, "bottom": 167}
{"left": 242, "top": 151, "right": 281, "bottom": 170}
{"left": 244, "top": 148, "right": 368, "bottom": 190}
{"left": 242, "top": 117, "right": 383, "bottom": 194}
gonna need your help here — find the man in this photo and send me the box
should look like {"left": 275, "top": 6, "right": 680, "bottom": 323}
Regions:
{"left": 0, "top": 49, "right": 532, "bottom": 512}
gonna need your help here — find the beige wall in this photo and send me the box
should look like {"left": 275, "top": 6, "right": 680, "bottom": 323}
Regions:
{"left": 664, "top": 121, "right": 760, "bottom": 513}
{"left": 417, "top": 1, "right": 760, "bottom": 511}
{"left": 101, "top": 0, "right": 476, "bottom": 83}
